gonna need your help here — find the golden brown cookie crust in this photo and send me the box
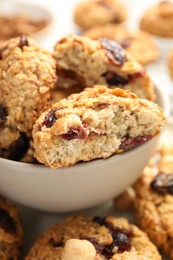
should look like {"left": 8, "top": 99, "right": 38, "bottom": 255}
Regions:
{"left": 25, "top": 215, "right": 161, "bottom": 259}
{"left": 0, "top": 36, "right": 56, "bottom": 138}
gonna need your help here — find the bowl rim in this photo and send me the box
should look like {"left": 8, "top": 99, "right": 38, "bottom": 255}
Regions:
{"left": 0, "top": 81, "right": 169, "bottom": 174}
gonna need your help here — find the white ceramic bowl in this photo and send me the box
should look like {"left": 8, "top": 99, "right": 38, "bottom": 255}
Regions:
{"left": 0, "top": 1, "right": 54, "bottom": 42}
{"left": 0, "top": 84, "right": 169, "bottom": 213}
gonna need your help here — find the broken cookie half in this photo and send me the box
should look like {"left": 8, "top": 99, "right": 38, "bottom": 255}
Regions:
{"left": 54, "top": 35, "right": 155, "bottom": 101}
{"left": 32, "top": 85, "right": 166, "bottom": 169}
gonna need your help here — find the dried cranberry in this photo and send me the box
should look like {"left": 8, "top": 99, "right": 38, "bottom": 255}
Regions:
{"left": 120, "top": 135, "right": 152, "bottom": 151}
{"left": 0, "top": 133, "right": 30, "bottom": 161}
{"left": 0, "top": 105, "right": 7, "bottom": 126}
{"left": 0, "top": 208, "right": 16, "bottom": 234}
{"left": 100, "top": 38, "right": 125, "bottom": 66}
{"left": 92, "top": 216, "right": 132, "bottom": 256}
{"left": 151, "top": 172, "right": 173, "bottom": 195}
{"left": 18, "top": 35, "right": 29, "bottom": 50}
{"left": 102, "top": 71, "right": 128, "bottom": 86}
{"left": 112, "top": 232, "right": 131, "bottom": 253}
{"left": 61, "top": 126, "right": 87, "bottom": 141}
{"left": 43, "top": 109, "right": 60, "bottom": 128}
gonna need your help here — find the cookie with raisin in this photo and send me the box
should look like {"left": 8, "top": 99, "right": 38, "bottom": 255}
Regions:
{"left": 0, "top": 36, "right": 56, "bottom": 160}
{"left": 83, "top": 24, "right": 159, "bottom": 66}
{"left": 134, "top": 143, "right": 173, "bottom": 257}
{"left": 25, "top": 215, "right": 161, "bottom": 259}
{"left": 54, "top": 35, "right": 155, "bottom": 101}
{"left": 32, "top": 85, "right": 165, "bottom": 168}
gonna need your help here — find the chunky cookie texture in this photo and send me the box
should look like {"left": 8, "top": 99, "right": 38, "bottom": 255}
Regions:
{"left": 134, "top": 143, "right": 173, "bottom": 258}
{"left": 74, "top": 0, "right": 126, "bottom": 30}
{"left": 0, "top": 36, "right": 56, "bottom": 158}
{"left": 32, "top": 85, "right": 165, "bottom": 169}
{"left": 140, "top": 0, "right": 173, "bottom": 38}
{"left": 54, "top": 35, "right": 155, "bottom": 101}
{"left": 0, "top": 195, "right": 24, "bottom": 260}
{"left": 83, "top": 24, "right": 159, "bottom": 66}
{"left": 25, "top": 215, "right": 161, "bottom": 259}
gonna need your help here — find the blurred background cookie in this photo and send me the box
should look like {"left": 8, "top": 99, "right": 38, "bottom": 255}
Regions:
{"left": 0, "top": 1, "right": 53, "bottom": 42}
{"left": 74, "top": 0, "right": 127, "bottom": 30}
{"left": 83, "top": 24, "right": 159, "bottom": 66}
{"left": 140, "top": 0, "right": 173, "bottom": 38}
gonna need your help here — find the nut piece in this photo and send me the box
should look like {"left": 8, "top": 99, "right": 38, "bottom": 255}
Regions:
{"left": 61, "top": 239, "right": 96, "bottom": 260}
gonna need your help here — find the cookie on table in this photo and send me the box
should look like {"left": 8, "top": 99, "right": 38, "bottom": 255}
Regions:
{"left": 83, "top": 24, "right": 159, "bottom": 66}
{"left": 32, "top": 85, "right": 165, "bottom": 169}
{"left": 134, "top": 143, "right": 173, "bottom": 257}
{"left": 140, "top": 0, "right": 173, "bottom": 38}
{"left": 0, "top": 195, "right": 24, "bottom": 260}
{"left": 54, "top": 35, "right": 155, "bottom": 101}
{"left": 0, "top": 35, "right": 56, "bottom": 160}
{"left": 25, "top": 215, "right": 161, "bottom": 259}
{"left": 74, "top": 0, "right": 126, "bottom": 30}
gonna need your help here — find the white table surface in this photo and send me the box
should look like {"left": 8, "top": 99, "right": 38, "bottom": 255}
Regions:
{"left": 1, "top": 0, "right": 172, "bottom": 259}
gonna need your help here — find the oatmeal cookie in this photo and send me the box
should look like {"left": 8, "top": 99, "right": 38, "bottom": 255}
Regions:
{"left": 134, "top": 142, "right": 173, "bottom": 257}
{"left": 54, "top": 35, "right": 155, "bottom": 101}
{"left": 25, "top": 215, "right": 161, "bottom": 259}
{"left": 0, "top": 195, "right": 24, "bottom": 260}
{"left": 32, "top": 85, "right": 165, "bottom": 169}
{"left": 140, "top": 0, "right": 173, "bottom": 38}
{"left": 74, "top": 0, "right": 126, "bottom": 30}
{"left": 0, "top": 36, "right": 56, "bottom": 158}
{"left": 83, "top": 24, "right": 159, "bottom": 66}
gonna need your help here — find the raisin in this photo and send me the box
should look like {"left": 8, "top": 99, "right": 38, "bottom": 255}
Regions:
{"left": 18, "top": 35, "right": 29, "bottom": 50}
{"left": 0, "top": 208, "right": 16, "bottom": 234}
{"left": 102, "top": 71, "right": 128, "bottom": 86}
{"left": 151, "top": 172, "right": 173, "bottom": 195}
{"left": 0, "top": 133, "right": 30, "bottom": 161}
{"left": 61, "top": 126, "right": 87, "bottom": 141}
{"left": 0, "top": 105, "right": 7, "bottom": 126}
{"left": 100, "top": 38, "right": 125, "bottom": 66}
{"left": 43, "top": 109, "right": 60, "bottom": 128}
{"left": 120, "top": 135, "right": 152, "bottom": 151}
